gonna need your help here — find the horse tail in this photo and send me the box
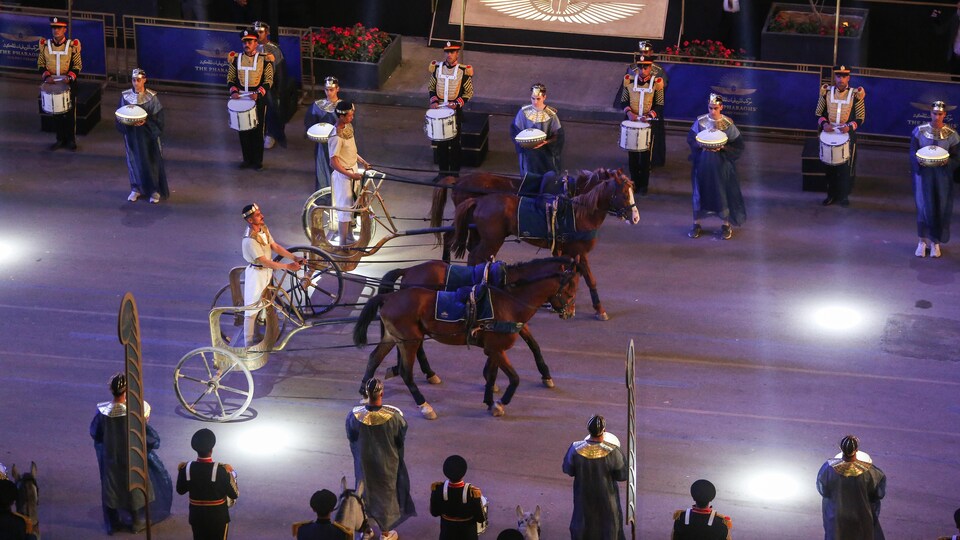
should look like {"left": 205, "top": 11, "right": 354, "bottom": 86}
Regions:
{"left": 353, "top": 294, "right": 388, "bottom": 346}
{"left": 451, "top": 198, "right": 477, "bottom": 260}
{"left": 430, "top": 176, "right": 457, "bottom": 245}
{"left": 378, "top": 267, "right": 405, "bottom": 295}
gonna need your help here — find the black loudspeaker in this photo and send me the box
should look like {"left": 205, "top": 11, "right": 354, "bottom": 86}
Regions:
{"left": 801, "top": 136, "right": 827, "bottom": 192}
{"left": 431, "top": 110, "right": 490, "bottom": 168}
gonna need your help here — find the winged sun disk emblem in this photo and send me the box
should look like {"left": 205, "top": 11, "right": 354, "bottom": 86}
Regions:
{"left": 481, "top": 0, "right": 644, "bottom": 24}
{"left": 1, "top": 32, "right": 43, "bottom": 42}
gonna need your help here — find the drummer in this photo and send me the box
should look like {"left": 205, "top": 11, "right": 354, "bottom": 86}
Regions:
{"left": 616, "top": 52, "right": 664, "bottom": 196}
{"left": 253, "top": 21, "right": 287, "bottom": 150}
{"left": 815, "top": 64, "right": 866, "bottom": 207}
{"left": 910, "top": 100, "right": 960, "bottom": 258}
{"left": 428, "top": 41, "right": 474, "bottom": 181}
{"left": 240, "top": 203, "right": 304, "bottom": 347}
{"left": 510, "top": 82, "right": 564, "bottom": 194}
{"left": 37, "top": 16, "right": 82, "bottom": 151}
{"left": 227, "top": 27, "right": 274, "bottom": 171}
{"left": 304, "top": 76, "right": 342, "bottom": 192}
{"left": 636, "top": 41, "right": 668, "bottom": 167}
{"left": 116, "top": 68, "right": 169, "bottom": 204}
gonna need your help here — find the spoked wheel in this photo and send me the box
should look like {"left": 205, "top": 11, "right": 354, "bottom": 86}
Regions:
{"left": 273, "top": 246, "right": 345, "bottom": 317}
{"left": 174, "top": 347, "right": 254, "bottom": 422}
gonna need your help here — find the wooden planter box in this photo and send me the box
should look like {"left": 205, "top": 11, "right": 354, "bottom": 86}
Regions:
{"left": 308, "top": 34, "right": 402, "bottom": 90}
{"left": 761, "top": 4, "right": 869, "bottom": 66}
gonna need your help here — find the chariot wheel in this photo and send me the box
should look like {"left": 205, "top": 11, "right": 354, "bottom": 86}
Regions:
{"left": 274, "top": 246, "right": 344, "bottom": 317}
{"left": 174, "top": 347, "right": 254, "bottom": 422}
{"left": 302, "top": 188, "right": 375, "bottom": 246}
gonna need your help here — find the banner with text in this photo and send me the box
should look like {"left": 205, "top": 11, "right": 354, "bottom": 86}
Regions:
{"left": 854, "top": 75, "right": 958, "bottom": 137}
{"left": 0, "top": 13, "right": 106, "bottom": 75}
{"left": 134, "top": 23, "right": 301, "bottom": 86}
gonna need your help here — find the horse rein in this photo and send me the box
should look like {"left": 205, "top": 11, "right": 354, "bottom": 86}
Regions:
{"left": 336, "top": 490, "right": 371, "bottom": 534}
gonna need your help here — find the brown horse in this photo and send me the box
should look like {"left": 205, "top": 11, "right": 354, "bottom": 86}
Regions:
{"left": 451, "top": 170, "right": 640, "bottom": 321}
{"left": 429, "top": 169, "right": 613, "bottom": 252}
{"left": 353, "top": 257, "right": 580, "bottom": 419}
{"left": 376, "top": 260, "right": 562, "bottom": 388}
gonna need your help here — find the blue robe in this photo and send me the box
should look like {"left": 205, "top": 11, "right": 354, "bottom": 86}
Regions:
{"left": 910, "top": 123, "right": 960, "bottom": 243}
{"left": 816, "top": 454, "right": 885, "bottom": 540}
{"left": 511, "top": 104, "right": 564, "bottom": 193}
{"left": 91, "top": 402, "right": 172, "bottom": 530}
{"left": 345, "top": 404, "right": 416, "bottom": 531}
{"left": 305, "top": 98, "right": 340, "bottom": 192}
{"left": 687, "top": 114, "right": 746, "bottom": 226}
{"left": 116, "top": 90, "right": 169, "bottom": 199}
{"left": 562, "top": 438, "right": 628, "bottom": 540}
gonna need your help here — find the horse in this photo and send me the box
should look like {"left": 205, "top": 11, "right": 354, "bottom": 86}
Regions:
{"left": 516, "top": 504, "right": 542, "bottom": 540}
{"left": 429, "top": 169, "right": 613, "bottom": 252}
{"left": 334, "top": 476, "right": 377, "bottom": 540}
{"left": 11, "top": 462, "right": 39, "bottom": 539}
{"left": 353, "top": 257, "right": 580, "bottom": 419}
{"left": 376, "top": 259, "right": 562, "bottom": 389}
{"left": 451, "top": 170, "right": 640, "bottom": 321}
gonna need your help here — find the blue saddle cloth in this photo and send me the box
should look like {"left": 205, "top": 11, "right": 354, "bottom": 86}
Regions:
{"left": 435, "top": 284, "right": 494, "bottom": 323}
{"left": 517, "top": 195, "right": 577, "bottom": 241}
{"left": 444, "top": 261, "right": 506, "bottom": 291}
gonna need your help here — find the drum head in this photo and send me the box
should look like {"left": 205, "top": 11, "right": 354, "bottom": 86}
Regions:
{"left": 41, "top": 81, "right": 69, "bottom": 93}
{"left": 115, "top": 105, "right": 147, "bottom": 123}
{"left": 516, "top": 128, "right": 547, "bottom": 141}
{"left": 307, "top": 122, "right": 335, "bottom": 142}
{"left": 621, "top": 120, "right": 650, "bottom": 129}
{"left": 819, "top": 131, "right": 849, "bottom": 145}
{"left": 696, "top": 129, "right": 728, "bottom": 148}
{"left": 228, "top": 98, "right": 256, "bottom": 112}
{"left": 917, "top": 145, "right": 949, "bottom": 160}
{"left": 426, "top": 108, "right": 455, "bottom": 120}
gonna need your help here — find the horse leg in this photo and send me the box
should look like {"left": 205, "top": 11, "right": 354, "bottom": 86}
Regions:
{"left": 481, "top": 358, "right": 500, "bottom": 394}
{"left": 580, "top": 253, "right": 608, "bottom": 321}
{"left": 388, "top": 344, "right": 439, "bottom": 383}
{"left": 519, "top": 325, "right": 554, "bottom": 388}
{"left": 486, "top": 349, "right": 520, "bottom": 417}
{"left": 360, "top": 341, "right": 395, "bottom": 400}
{"left": 482, "top": 353, "right": 500, "bottom": 414}
{"left": 398, "top": 339, "right": 437, "bottom": 419}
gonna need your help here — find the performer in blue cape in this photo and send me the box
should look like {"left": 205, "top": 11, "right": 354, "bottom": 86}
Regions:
{"left": 511, "top": 82, "right": 564, "bottom": 195}
{"left": 116, "top": 68, "right": 169, "bottom": 203}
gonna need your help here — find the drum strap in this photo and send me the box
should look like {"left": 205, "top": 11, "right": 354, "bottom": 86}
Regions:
{"left": 436, "top": 63, "right": 460, "bottom": 105}
{"left": 238, "top": 53, "right": 261, "bottom": 92}
{"left": 828, "top": 87, "right": 853, "bottom": 125}
{"left": 47, "top": 39, "right": 69, "bottom": 76}
{"left": 441, "top": 480, "right": 472, "bottom": 504}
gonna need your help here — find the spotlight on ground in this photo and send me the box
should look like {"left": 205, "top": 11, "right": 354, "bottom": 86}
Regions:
{"left": 745, "top": 471, "right": 801, "bottom": 501}
{"left": 0, "top": 240, "right": 19, "bottom": 262}
{"left": 237, "top": 425, "right": 291, "bottom": 455}
{"left": 812, "top": 305, "right": 863, "bottom": 331}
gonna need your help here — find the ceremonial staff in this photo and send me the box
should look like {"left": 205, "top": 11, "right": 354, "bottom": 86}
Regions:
{"left": 119, "top": 293, "right": 152, "bottom": 539}
{"left": 625, "top": 339, "right": 636, "bottom": 540}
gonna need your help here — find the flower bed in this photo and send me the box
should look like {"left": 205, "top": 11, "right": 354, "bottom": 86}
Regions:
{"left": 304, "top": 24, "right": 402, "bottom": 90}
{"left": 662, "top": 40, "right": 747, "bottom": 65}
{"left": 761, "top": 3, "right": 869, "bottom": 66}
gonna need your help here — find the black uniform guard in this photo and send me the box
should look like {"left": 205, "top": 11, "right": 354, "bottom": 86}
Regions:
{"left": 430, "top": 454, "right": 486, "bottom": 540}
{"left": 428, "top": 41, "right": 474, "bottom": 180}
{"left": 227, "top": 27, "right": 274, "bottom": 170}
{"left": 38, "top": 16, "right": 82, "bottom": 151}
{"left": 176, "top": 428, "right": 240, "bottom": 540}
{"left": 294, "top": 489, "right": 351, "bottom": 540}
{"left": 671, "top": 479, "right": 732, "bottom": 540}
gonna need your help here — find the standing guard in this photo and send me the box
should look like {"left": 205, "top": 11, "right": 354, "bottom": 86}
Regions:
{"left": 815, "top": 64, "right": 866, "bottom": 207}
{"left": 304, "top": 76, "right": 341, "bottom": 192}
{"left": 617, "top": 53, "right": 664, "bottom": 196}
{"left": 38, "top": 16, "right": 82, "bottom": 151}
{"left": 671, "top": 479, "right": 732, "bottom": 539}
{"left": 430, "top": 455, "right": 487, "bottom": 540}
{"left": 227, "top": 27, "right": 274, "bottom": 171}
{"left": 428, "top": 41, "right": 474, "bottom": 180}
{"left": 176, "top": 429, "right": 240, "bottom": 540}
{"left": 254, "top": 20, "right": 287, "bottom": 149}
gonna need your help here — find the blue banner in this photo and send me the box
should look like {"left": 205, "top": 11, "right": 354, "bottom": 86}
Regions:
{"left": 662, "top": 63, "right": 821, "bottom": 131}
{"left": 853, "top": 75, "right": 959, "bottom": 137}
{"left": 135, "top": 24, "right": 301, "bottom": 86}
{"left": 0, "top": 13, "right": 106, "bottom": 75}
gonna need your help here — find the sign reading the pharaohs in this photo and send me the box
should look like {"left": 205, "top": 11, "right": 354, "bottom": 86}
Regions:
{"left": 0, "top": 13, "right": 106, "bottom": 75}
{"left": 449, "top": 0, "right": 669, "bottom": 39}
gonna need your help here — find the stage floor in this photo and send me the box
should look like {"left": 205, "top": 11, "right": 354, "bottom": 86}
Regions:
{"left": 1, "top": 71, "right": 959, "bottom": 539}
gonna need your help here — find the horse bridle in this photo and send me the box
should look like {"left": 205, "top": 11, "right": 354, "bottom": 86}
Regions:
{"left": 336, "top": 490, "right": 371, "bottom": 535}
{"left": 608, "top": 176, "right": 637, "bottom": 220}
{"left": 546, "top": 262, "right": 579, "bottom": 315}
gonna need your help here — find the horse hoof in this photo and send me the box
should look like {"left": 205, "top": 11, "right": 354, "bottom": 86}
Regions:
{"left": 542, "top": 378, "right": 555, "bottom": 388}
{"left": 595, "top": 311, "right": 610, "bottom": 321}
{"left": 419, "top": 403, "right": 438, "bottom": 420}
{"left": 427, "top": 374, "right": 442, "bottom": 384}
{"left": 490, "top": 401, "right": 505, "bottom": 417}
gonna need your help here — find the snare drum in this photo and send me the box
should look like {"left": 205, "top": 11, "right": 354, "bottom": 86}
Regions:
{"left": 477, "top": 495, "right": 489, "bottom": 535}
{"left": 307, "top": 122, "right": 335, "bottom": 143}
{"left": 228, "top": 98, "right": 258, "bottom": 131}
{"left": 115, "top": 104, "right": 148, "bottom": 126}
{"left": 515, "top": 128, "right": 547, "bottom": 149}
{"left": 695, "top": 129, "right": 728, "bottom": 150}
{"left": 916, "top": 145, "right": 950, "bottom": 167}
{"left": 619, "top": 120, "right": 651, "bottom": 152}
{"left": 424, "top": 108, "right": 457, "bottom": 141}
{"left": 819, "top": 131, "right": 850, "bottom": 165}
{"left": 40, "top": 81, "right": 71, "bottom": 115}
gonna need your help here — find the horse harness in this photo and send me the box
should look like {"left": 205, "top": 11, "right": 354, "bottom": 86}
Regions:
{"left": 336, "top": 489, "right": 371, "bottom": 534}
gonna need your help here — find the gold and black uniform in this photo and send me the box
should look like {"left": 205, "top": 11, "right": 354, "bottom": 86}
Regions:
{"left": 428, "top": 55, "right": 474, "bottom": 178}
{"left": 37, "top": 18, "right": 82, "bottom": 149}
{"left": 815, "top": 72, "right": 866, "bottom": 206}
{"left": 227, "top": 45, "right": 274, "bottom": 169}
{"left": 617, "top": 66, "right": 664, "bottom": 195}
